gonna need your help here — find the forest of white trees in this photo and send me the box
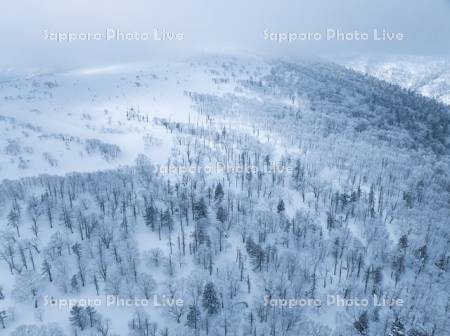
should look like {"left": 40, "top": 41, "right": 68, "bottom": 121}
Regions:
{"left": 0, "top": 57, "right": 449, "bottom": 336}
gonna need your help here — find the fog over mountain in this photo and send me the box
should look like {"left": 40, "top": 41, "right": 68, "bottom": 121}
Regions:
{"left": 1, "top": 0, "right": 450, "bottom": 69}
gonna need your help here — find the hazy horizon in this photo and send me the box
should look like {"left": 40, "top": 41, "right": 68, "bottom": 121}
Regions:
{"left": 1, "top": 0, "right": 450, "bottom": 70}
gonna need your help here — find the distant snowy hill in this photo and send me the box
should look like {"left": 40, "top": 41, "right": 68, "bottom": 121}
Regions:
{"left": 344, "top": 56, "right": 450, "bottom": 105}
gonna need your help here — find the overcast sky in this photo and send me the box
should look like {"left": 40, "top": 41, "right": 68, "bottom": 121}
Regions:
{"left": 1, "top": 0, "right": 450, "bottom": 70}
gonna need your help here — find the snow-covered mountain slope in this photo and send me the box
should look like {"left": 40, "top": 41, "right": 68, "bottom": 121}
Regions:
{"left": 0, "top": 57, "right": 269, "bottom": 180}
{"left": 0, "top": 55, "right": 449, "bottom": 336}
{"left": 344, "top": 55, "right": 450, "bottom": 105}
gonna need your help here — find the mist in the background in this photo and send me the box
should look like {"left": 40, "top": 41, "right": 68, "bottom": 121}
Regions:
{"left": 1, "top": 0, "right": 450, "bottom": 70}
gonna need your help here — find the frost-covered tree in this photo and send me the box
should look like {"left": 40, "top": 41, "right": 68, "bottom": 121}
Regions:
{"left": 202, "top": 282, "right": 220, "bottom": 315}
{"left": 12, "top": 271, "right": 44, "bottom": 308}
{"left": 11, "top": 323, "right": 65, "bottom": 336}
{"left": 69, "top": 305, "right": 87, "bottom": 331}
{"left": 186, "top": 304, "right": 201, "bottom": 330}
